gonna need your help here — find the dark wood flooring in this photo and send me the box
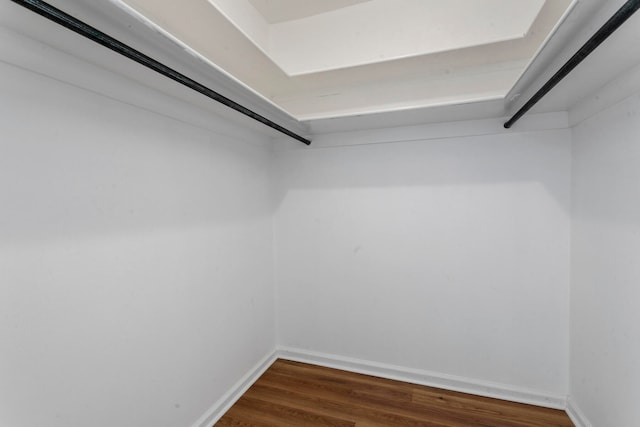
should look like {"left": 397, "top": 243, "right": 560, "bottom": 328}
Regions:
{"left": 216, "top": 359, "right": 574, "bottom": 426}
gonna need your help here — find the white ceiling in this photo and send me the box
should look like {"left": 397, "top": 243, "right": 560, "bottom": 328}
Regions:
{"left": 218, "top": 0, "right": 546, "bottom": 77}
{"left": 118, "top": 0, "right": 573, "bottom": 123}
{"left": 248, "top": 0, "right": 371, "bottom": 24}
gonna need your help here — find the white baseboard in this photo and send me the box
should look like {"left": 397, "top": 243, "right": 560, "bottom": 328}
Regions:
{"left": 190, "top": 349, "right": 278, "bottom": 427}
{"left": 277, "top": 346, "right": 568, "bottom": 410}
{"left": 192, "top": 346, "right": 570, "bottom": 426}
{"left": 566, "top": 396, "right": 593, "bottom": 427}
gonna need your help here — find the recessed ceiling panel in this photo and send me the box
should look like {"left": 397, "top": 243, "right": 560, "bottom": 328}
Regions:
{"left": 269, "top": 0, "right": 545, "bottom": 76}
{"left": 248, "top": 0, "right": 371, "bottom": 24}
{"left": 213, "top": 0, "right": 546, "bottom": 76}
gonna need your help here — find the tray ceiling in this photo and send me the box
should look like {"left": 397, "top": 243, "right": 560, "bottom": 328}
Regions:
{"left": 117, "top": 0, "right": 574, "bottom": 121}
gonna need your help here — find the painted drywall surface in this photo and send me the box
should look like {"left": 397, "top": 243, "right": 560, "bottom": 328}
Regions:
{"left": 0, "top": 59, "right": 275, "bottom": 426}
{"left": 570, "top": 91, "right": 640, "bottom": 426}
{"left": 274, "top": 125, "right": 571, "bottom": 396}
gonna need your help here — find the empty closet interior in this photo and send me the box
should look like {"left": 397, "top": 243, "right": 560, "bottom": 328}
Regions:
{"left": 1, "top": 0, "right": 639, "bottom": 426}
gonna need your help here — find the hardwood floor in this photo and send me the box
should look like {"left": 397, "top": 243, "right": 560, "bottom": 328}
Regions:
{"left": 216, "top": 359, "right": 574, "bottom": 426}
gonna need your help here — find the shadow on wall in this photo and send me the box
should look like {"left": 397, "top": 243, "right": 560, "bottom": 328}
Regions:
{"left": 272, "top": 128, "right": 572, "bottom": 214}
{"left": 0, "top": 61, "right": 274, "bottom": 245}
{"left": 572, "top": 92, "right": 640, "bottom": 225}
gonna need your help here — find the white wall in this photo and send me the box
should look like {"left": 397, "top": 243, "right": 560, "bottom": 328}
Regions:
{"left": 570, "top": 76, "right": 640, "bottom": 426}
{"left": 273, "top": 119, "right": 572, "bottom": 399}
{"left": 0, "top": 51, "right": 275, "bottom": 427}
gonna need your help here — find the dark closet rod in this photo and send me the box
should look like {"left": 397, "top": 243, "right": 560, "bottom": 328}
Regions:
{"left": 11, "top": 0, "right": 312, "bottom": 145}
{"left": 504, "top": 0, "right": 640, "bottom": 129}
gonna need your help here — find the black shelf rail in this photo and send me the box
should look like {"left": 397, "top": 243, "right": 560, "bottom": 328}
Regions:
{"left": 10, "top": 0, "right": 312, "bottom": 145}
{"left": 504, "top": 0, "right": 640, "bottom": 129}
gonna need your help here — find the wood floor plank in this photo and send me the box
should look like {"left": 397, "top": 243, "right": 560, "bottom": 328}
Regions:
{"left": 252, "top": 374, "right": 505, "bottom": 427}
{"left": 234, "top": 396, "right": 355, "bottom": 427}
{"left": 245, "top": 383, "right": 449, "bottom": 427}
{"left": 411, "top": 388, "right": 572, "bottom": 427}
{"left": 254, "top": 364, "right": 541, "bottom": 427}
{"left": 215, "top": 359, "right": 574, "bottom": 427}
